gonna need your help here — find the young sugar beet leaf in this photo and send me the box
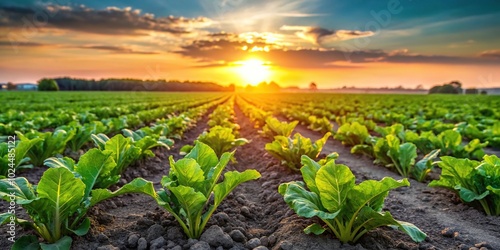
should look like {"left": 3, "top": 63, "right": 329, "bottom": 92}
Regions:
{"left": 372, "top": 137, "right": 393, "bottom": 166}
{"left": 386, "top": 134, "right": 418, "bottom": 178}
{"left": 0, "top": 137, "right": 43, "bottom": 178}
{"left": 197, "top": 126, "right": 248, "bottom": 158}
{"left": 0, "top": 155, "right": 155, "bottom": 249}
{"left": 334, "top": 122, "right": 371, "bottom": 146}
{"left": 307, "top": 116, "right": 334, "bottom": 135}
{"left": 411, "top": 149, "right": 440, "bottom": 182}
{"left": 150, "top": 142, "right": 260, "bottom": 239}
{"left": 260, "top": 117, "right": 299, "bottom": 139}
{"left": 44, "top": 148, "right": 121, "bottom": 189}
{"left": 16, "top": 129, "right": 75, "bottom": 167}
{"left": 265, "top": 132, "right": 331, "bottom": 171}
{"left": 278, "top": 155, "right": 426, "bottom": 244}
{"left": 122, "top": 128, "right": 174, "bottom": 159}
{"left": 62, "top": 121, "right": 106, "bottom": 153}
{"left": 91, "top": 133, "right": 142, "bottom": 176}
{"left": 429, "top": 155, "right": 500, "bottom": 215}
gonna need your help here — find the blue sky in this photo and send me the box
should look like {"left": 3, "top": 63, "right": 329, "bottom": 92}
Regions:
{"left": 1, "top": 0, "right": 499, "bottom": 87}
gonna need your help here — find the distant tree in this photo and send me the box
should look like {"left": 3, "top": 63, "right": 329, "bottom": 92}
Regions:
{"left": 415, "top": 84, "right": 424, "bottom": 90}
{"left": 481, "top": 90, "right": 487, "bottom": 95}
{"left": 465, "top": 88, "right": 479, "bottom": 94}
{"left": 309, "top": 82, "right": 317, "bottom": 90}
{"left": 228, "top": 83, "right": 236, "bottom": 92}
{"left": 38, "top": 78, "right": 59, "bottom": 91}
{"left": 449, "top": 81, "right": 463, "bottom": 93}
{"left": 428, "top": 81, "right": 463, "bottom": 94}
{"left": 7, "top": 82, "right": 16, "bottom": 90}
{"left": 428, "top": 85, "right": 442, "bottom": 94}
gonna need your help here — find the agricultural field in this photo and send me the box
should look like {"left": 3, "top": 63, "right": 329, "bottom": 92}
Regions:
{"left": 1, "top": 92, "right": 500, "bottom": 250}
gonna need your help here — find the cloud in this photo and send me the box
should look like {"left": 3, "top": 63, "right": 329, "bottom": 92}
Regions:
{"left": 77, "top": 45, "right": 160, "bottom": 55}
{"left": 175, "top": 38, "right": 500, "bottom": 68}
{"left": 275, "top": 12, "right": 328, "bottom": 17}
{"left": 0, "top": 5, "right": 213, "bottom": 36}
{"left": 480, "top": 50, "right": 500, "bottom": 59}
{"left": 448, "top": 40, "right": 475, "bottom": 49}
{"left": 281, "top": 25, "right": 374, "bottom": 46}
{"left": 0, "top": 41, "right": 46, "bottom": 47}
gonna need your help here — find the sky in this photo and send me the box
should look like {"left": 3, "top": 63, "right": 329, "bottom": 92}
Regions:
{"left": 1, "top": 0, "right": 500, "bottom": 89}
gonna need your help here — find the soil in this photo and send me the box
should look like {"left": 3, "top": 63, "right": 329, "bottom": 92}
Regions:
{"left": 1, "top": 103, "right": 500, "bottom": 250}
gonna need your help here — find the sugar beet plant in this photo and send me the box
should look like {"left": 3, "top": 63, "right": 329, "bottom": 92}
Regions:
{"left": 278, "top": 155, "right": 426, "bottom": 244}
{"left": 266, "top": 132, "right": 331, "bottom": 171}
{"left": 0, "top": 149, "right": 155, "bottom": 249}
{"left": 260, "top": 117, "right": 298, "bottom": 139}
{"left": 149, "top": 142, "right": 260, "bottom": 238}
{"left": 429, "top": 155, "right": 500, "bottom": 215}
{"left": 196, "top": 126, "right": 248, "bottom": 158}
{"left": 16, "top": 129, "right": 75, "bottom": 167}
{"left": 0, "top": 137, "right": 42, "bottom": 178}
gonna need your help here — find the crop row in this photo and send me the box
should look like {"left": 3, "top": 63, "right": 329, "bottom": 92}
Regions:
{"left": 0, "top": 93, "right": 227, "bottom": 134}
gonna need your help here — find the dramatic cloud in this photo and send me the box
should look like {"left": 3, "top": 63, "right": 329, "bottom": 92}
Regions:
{"left": 480, "top": 50, "right": 500, "bottom": 59}
{"left": 281, "top": 25, "right": 374, "bottom": 46}
{"left": 0, "top": 5, "right": 213, "bottom": 35}
{"left": 176, "top": 38, "right": 500, "bottom": 68}
{"left": 77, "top": 45, "right": 160, "bottom": 55}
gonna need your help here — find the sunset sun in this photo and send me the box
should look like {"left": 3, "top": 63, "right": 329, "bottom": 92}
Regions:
{"left": 236, "top": 59, "right": 271, "bottom": 85}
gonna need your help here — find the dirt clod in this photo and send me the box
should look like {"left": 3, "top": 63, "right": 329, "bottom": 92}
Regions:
{"left": 246, "top": 238, "right": 261, "bottom": 249}
{"left": 230, "top": 229, "right": 247, "bottom": 243}
{"left": 200, "top": 225, "right": 234, "bottom": 248}
{"left": 137, "top": 237, "right": 148, "bottom": 250}
{"left": 189, "top": 241, "right": 211, "bottom": 250}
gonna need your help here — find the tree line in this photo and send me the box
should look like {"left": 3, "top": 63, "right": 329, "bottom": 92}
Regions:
{"left": 37, "top": 78, "right": 234, "bottom": 92}
{"left": 428, "top": 81, "right": 486, "bottom": 95}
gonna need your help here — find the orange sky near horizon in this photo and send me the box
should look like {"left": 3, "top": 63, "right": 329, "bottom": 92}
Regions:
{"left": 2, "top": 48, "right": 499, "bottom": 89}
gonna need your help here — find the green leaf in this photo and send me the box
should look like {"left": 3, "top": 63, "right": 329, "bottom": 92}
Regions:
{"left": 40, "top": 236, "right": 72, "bottom": 250}
{"left": 179, "top": 144, "right": 194, "bottom": 156}
{"left": 396, "top": 220, "right": 427, "bottom": 243}
{"left": 103, "top": 134, "right": 141, "bottom": 174}
{"left": 207, "top": 152, "right": 233, "bottom": 189}
{"left": 356, "top": 206, "right": 425, "bottom": 243}
{"left": 213, "top": 170, "right": 261, "bottom": 206}
{"left": 67, "top": 217, "right": 90, "bottom": 236}
{"left": 0, "top": 177, "right": 37, "bottom": 204}
{"left": 37, "top": 168, "right": 85, "bottom": 241}
{"left": 170, "top": 158, "right": 206, "bottom": 192}
{"left": 185, "top": 141, "right": 218, "bottom": 173}
{"left": 304, "top": 223, "right": 326, "bottom": 235}
{"left": 300, "top": 155, "right": 322, "bottom": 195}
{"left": 91, "top": 133, "right": 109, "bottom": 150}
{"left": 412, "top": 149, "right": 440, "bottom": 182}
{"left": 14, "top": 137, "right": 43, "bottom": 167}
{"left": 90, "top": 178, "right": 156, "bottom": 206}
{"left": 316, "top": 162, "right": 355, "bottom": 213}
{"left": 168, "top": 185, "right": 207, "bottom": 222}
{"left": 457, "top": 187, "right": 489, "bottom": 202}
{"left": 279, "top": 182, "right": 340, "bottom": 220}
{"left": 348, "top": 177, "right": 409, "bottom": 213}
{"left": 12, "top": 235, "right": 40, "bottom": 250}
{"left": 74, "top": 148, "right": 117, "bottom": 192}
{"left": 44, "top": 157, "right": 76, "bottom": 171}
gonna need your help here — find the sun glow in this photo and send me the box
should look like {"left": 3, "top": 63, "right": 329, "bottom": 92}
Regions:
{"left": 236, "top": 59, "right": 271, "bottom": 85}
